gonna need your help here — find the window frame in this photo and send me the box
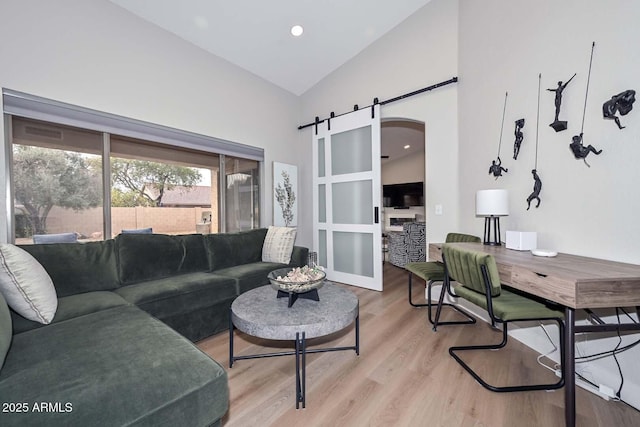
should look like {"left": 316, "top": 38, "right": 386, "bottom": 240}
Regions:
{"left": 3, "top": 89, "right": 264, "bottom": 242}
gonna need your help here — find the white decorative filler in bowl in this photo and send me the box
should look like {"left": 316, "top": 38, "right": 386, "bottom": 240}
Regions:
{"left": 268, "top": 266, "right": 326, "bottom": 307}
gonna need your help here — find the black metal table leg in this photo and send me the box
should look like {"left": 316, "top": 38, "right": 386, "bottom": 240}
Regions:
{"left": 229, "top": 308, "right": 234, "bottom": 368}
{"left": 295, "top": 332, "right": 300, "bottom": 409}
{"left": 355, "top": 314, "right": 360, "bottom": 355}
{"left": 295, "top": 332, "right": 307, "bottom": 409}
{"left": 301, "top": 332, "right": 306, "bottom": 408}
{"left": 565, "top": 307, "right": 576, "bottom": 427}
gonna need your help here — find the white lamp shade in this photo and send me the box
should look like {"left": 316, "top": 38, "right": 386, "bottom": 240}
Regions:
{"left": 476, "top": 189, "right": 509, "bottom": 216}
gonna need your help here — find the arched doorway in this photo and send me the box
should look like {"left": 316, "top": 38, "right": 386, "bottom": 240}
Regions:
{"left": 381, "top": 118, "right": 426, "bottom": 263}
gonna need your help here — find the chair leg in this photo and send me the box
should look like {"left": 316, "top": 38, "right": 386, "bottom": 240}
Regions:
{"left": 408, "top": 272, "right": 430, "bottom": 307}
{"left": 430, "top": 280, "right": 476, "bottom": 331}
{"left": 449, "top": 319, "right": 565, "bottom": 392}
{"left": 409, "top": 271, "right": 477, "bottom": 330}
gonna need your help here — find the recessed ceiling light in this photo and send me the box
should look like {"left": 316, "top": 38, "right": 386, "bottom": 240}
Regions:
{"left": 404, "top": 144, "right": 411, "bottom": 149}
{"left": 193, "top": 16, "right": 208, "bottom": 29}
{"left": 291, "top": 25, "right": 304, "bottom": 37}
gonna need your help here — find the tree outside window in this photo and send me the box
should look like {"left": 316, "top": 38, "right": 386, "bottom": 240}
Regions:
{"left": 109, "top": 158, "right": 201, "bottom": 207}
{"left": 13, "top": 145, "right": 101, "bottom": 236}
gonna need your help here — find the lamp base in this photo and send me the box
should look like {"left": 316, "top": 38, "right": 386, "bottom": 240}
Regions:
{"left": 483, "top": 216, "right": 502, "bottom": 245}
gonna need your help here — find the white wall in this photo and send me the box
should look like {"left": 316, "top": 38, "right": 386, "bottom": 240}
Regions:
{"left": 458, "top": 0, "right": 640, "bottom": 408}
{"left": 0, "top": 0, "right": 302, "bottom": 242}
{"left": 299, "top": 0, "right": 460, "bottom": 248}
{"left": 458, "top": 0, "right": 640, "bottom": 263}
{"left": 382, "top": 151, "right": 425, "bottom": 185}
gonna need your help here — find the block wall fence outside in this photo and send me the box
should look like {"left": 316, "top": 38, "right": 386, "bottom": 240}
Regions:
{"left": 36, "top": 205, "right": 219, "bottom": 240}
{"left": 18, "top": 169, "right": 220, "bottom": 242}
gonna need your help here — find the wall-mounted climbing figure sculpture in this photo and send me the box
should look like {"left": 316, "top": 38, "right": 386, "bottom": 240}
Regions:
{"left": 603, "top": 90, "right": 635, "bottom": 129}
{"left": 548, "top": 73, "right": 576, "bottom": 132}
{"left": 527, "top": 74, "right": 543, "bottom": 210}
{"left": 526, "top": 169, "right": 542, "bottom": 210}
{"left": 489, "top": 157, "right": 508, "bottom": 178}
{"left": 513, "top": 118, "right": 525, "bottom": 160}
{"left": 489, "top": 92, "right": 509, "bottom": 179}
{"left": 571, "top": 42, "right": 602, "bottom": 167}
{"left": 570, "top": 133, "right": 601, "bottom": 163}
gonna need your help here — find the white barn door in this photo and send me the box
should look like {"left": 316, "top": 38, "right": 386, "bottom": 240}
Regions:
{"left": 312, "top": 106, "right": 382, "bottom": 291}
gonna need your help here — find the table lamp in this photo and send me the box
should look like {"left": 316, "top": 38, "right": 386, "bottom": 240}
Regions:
{"left": 476, "top": 189, "right": 509, "bottom": 245}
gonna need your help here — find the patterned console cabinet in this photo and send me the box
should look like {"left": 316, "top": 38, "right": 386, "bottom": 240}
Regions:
{"left": 388, "top": 222, "right": 426, "bottom": 268}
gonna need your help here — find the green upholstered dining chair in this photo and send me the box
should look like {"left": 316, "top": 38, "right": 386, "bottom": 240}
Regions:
{"left": 405, "top": 232, "right": 481, "bottom": 327}
{"left": 438, "top": 244, "right": 565, "bottom": 393}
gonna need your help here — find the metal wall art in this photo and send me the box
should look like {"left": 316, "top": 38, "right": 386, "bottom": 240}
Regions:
{"left": 513, "top": 118, "right": 525, "bottom": 160}
{"left": 569, "top": 133, "right": 601, "bottom": 164}
{"left": 489, "top": 157, "right": 508, "bottom": 179}
{"left": 489, "top": 92, "right": 509, "bottom": 179}
{"left": 526, "top": 169, "right": 542, "bottom": 210}
{"left": 547, "top": 73, "right": 576, "bottom": 132}
{"left": 603, "top": 89, "right": 636, "bottom": 129}
{"left": 571, "top": 42, "right": 602, "bottom": 167}
{"left": 527, "top": 74, "right": 543, "bottom": 210}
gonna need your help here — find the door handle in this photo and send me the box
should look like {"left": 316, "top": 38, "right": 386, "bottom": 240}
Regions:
{"left": 374, "top": 207, "right": 379, "bottom": 224}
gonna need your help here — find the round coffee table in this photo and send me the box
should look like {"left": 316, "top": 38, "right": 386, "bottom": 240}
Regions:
{"left": 229, "top": 283, "right": 359, "bottom": 409}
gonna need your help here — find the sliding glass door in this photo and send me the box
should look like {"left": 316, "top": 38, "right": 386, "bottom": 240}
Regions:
{"left": 8, "top": 115, "right": 261, "bottom": 243}
{"left": 11, "top": 117, "right": 104, "bottom": 244}
{"left": 224, "top": 156, "right": 260, "bottom": 233}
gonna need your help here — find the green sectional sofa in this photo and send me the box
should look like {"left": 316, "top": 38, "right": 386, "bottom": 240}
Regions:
{"left": 0, "top": 228, "right": 308, "bottom": 426}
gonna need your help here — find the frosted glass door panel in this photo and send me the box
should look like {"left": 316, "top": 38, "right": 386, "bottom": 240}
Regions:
{"left": 318, "top": 138, "right": 325, "bottom": 178}
{"left": 318, "top": 229, "right": 327, "bottom": 268}
{"left": 331, "top": 126, "right": 372, "bottom": 175}
{"left": 318, "top": 184, "right": 326, "bottom": 223}
{"left": 332, "top": 180, "right": 372, "bottom": 224}
{"left": 333, "top": 232, "right": 374, "bottom": 277}
{"left": 312, "top": 105, "right": 381, "bottom": 291}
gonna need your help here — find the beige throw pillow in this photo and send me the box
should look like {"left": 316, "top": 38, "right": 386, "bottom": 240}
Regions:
{"left": 262, "top": 226, "right": 297, "bottom": 264}
{"left": 0, "top": 244, "right": 57, "bottom": 324}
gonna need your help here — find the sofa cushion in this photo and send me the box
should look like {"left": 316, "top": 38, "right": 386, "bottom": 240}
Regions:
{"left": 11, "top": 291, "right": 129, "bottom": 335}
{"left": 290, "top": 245, "right": 310, "bottom": 268}
{"left": 262, "top": 226, "right": 297, "bottom": 264}
{"left": 0, "top": 293, "right": 11, "bottom": 370}
{"left": 114, "top": 272, "right": 237, "bottom": 320}
{"left": 0, "top": 244, "right": 57, "bottom": 324}
{"left": 205, "top": 228, "right": 268, "bottom": 271}
{"left": 116, "top": 234, "right": 208, "bottom": 285}
{"left": 0, "top": 305, "right": 228, "bottom": 426}
{"left": 215, "top": 261, "right": 288, "bottom": 294}
{"left": 161, "top": 302, "right": 235, "bottom": 343}
{"left": 20, "top": 240, "right": 120, "bottom": 297}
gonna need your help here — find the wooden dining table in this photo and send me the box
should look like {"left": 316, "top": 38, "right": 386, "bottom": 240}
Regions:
{"left": 429, "top": 242, "right": 640, "bottom": 427}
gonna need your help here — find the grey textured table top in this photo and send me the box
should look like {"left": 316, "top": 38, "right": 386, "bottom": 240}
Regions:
{"left": 231, "top": 283, "right": 359, "bottom": 340}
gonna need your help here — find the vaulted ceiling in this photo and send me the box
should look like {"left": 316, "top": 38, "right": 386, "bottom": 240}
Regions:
{"left": 108, "top": 1, "right": 430, "bottom": 164}
{"left": 109, "top": 0, "right": 432, "bottom": 96}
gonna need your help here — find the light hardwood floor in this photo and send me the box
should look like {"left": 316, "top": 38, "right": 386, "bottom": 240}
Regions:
{"left": 197, "top": 263, "right": 640, "bottom": 426}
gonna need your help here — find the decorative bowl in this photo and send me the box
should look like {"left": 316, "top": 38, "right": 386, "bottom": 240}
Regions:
{"left": 268, "top": 266, "right": 326, "bottom": 294}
